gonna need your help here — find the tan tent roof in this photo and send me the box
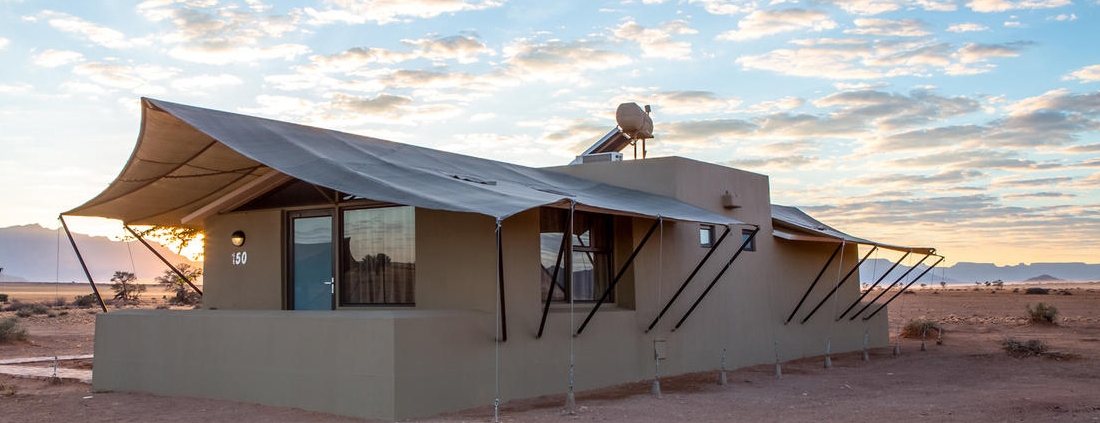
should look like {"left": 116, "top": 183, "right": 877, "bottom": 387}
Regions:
{"left": 65, "top": 98, "right": 742, "bottom": 229}
{"left": 771, "top": 204, "right": 935, "bottom": 255}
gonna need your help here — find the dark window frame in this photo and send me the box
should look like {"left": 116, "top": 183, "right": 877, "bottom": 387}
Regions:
{"left": 699, "top": 224, "right": 716, "bottom": 248}
{"left": 741, "top": 228, "right": 756, "bottom": 252}
{"left": 338, "top": 205, "right": 417, "bottom": 307}
{"left": 540, "top": 208, "right": 615, "bottom": 303}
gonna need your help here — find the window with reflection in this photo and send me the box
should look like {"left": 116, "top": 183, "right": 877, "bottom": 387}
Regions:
{"left": 540, "top": 208, "right": 613, "bottom": 302}
{"left": 340, "top": 206, "right": 416, "bottom": 305}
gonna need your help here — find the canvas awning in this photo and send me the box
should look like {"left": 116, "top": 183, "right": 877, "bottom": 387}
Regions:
{"left": 771, "top": 204, "right": 934, "bottom": 254}
{"left": 64, "top": 98, "right": 741, "bottom": 228}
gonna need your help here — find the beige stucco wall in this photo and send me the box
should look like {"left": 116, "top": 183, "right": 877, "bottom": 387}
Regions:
{"left": 94, "top": 309, "right": 398, "bottom": 419}
{"left": 203, "top": 209, "right": 283, "bottom": 310}
{"left": 94, "top": 156, "right": 890, "bottom": 420}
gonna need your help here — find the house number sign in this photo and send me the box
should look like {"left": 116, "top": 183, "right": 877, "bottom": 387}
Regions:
{"left": 231, "top": 251, "right": 248, "bottom": 266}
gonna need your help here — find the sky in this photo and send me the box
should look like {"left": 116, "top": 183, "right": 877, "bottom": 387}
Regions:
{"left": 0, "top": 0, "right": 1097, "bottom": 266}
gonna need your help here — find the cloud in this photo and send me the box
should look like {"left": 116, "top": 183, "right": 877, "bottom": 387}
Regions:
{"left": 1005, "top": 89, "right": 1100, "bottom": 117}
{"left": 717, "top": 9, "right": 837, "bottom": 41}
{"left": 725, "top": 155, "right": 818, "bottom": 170}
{"left": 71, "top": 62, "right": 179, "bottom": 94}
{"left": 847, "top": 169, "right": 988, "bottom": 187}
{"left": 304, "top": 0, "right": 504, "bottom": 25}
{"left": 1065, "top": 143, "right": 1100, "bottom": 153}
{"left": 871, "top": 125, "right": 986, "bottom": 152}
{"left": 32, "top": 49, "right": 85, "bottom": 67}
{"left": 60, "top": 81, "right": 112, "bottom": 96}
{"left": 965, "top": 0, "right": 1072, "bottom": 13}
{"left": 813, "top": 89, "right": 982, "bottom": 132}
{"left": 1064, "top": 64, "right": 1100, "bottom": 83}
{"left": 844, "top": 19, "right": 930, "bottom": 37}
{"left": 1051, "top": 13, "right": 1077, "bottom": 21}
{"left": 1002, "top": 192, "right": 1076, "bottom": 200}
{"left": 40, "top": 10, "right": 144, "bottom": 49}
{"left": 737, "top": 38, "right": 1028, "bottom": 79}
{"left": 137, "top": 1, "right": 310, "bottom": 64}
{"left": 402, "top": 35, "right": 494, "bottom": 64}
{"left": 995, "top": 176, "right": 1073, "bottom": 187}
{"left": 612, "top": 19, "right": 697, "bottom": 60}
{"left": 501, "top": 38, "right": 632, "bottom": 83}
{"left": 685, "top": 0, "right": 757, "bottom": 16}
{"left": 887, "top": 149, "right": 1062, "bottom": 171}
{"left": 825, "top": 0, "right": 957, "bottom": 15}
{"left": 642, "top": 91, "right": 742, "bottom": 115}
{"left": 946, "top": 22, "right": 989, "bottom": 32}
{"left": 307, "top": 34, "right": 492, "bottom": 70}
{"left": 0, "top": 83, "right": 33, "bottom": 94}
{"left": 741, "top": 96, "right": 804, "bottom": 114}
{"left": 956, "top": 42, "right": 1027, "bottom": 63}
{"left": 170, "top": 74, "right": 244, "bottom": 91}
{"left": 0, "top": 37, "right": 8, "bottom": 49}
{"left": 662, "top": 118, "right": 757, "bottom": 145}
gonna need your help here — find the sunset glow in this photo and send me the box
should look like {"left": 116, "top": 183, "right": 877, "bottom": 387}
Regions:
{"left": 1, "top": 1, "right": 1097, "bottom": 265}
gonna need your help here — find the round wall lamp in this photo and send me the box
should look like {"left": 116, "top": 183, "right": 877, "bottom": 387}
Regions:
{"left": 231, "top": 230, "right": 246, "bottom": 247}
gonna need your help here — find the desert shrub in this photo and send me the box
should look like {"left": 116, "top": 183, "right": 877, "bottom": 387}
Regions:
{"left": 2, "top": 300, "right": 24, "bottom": 312}
{"left": 1003, "top": 338, "right": 1047, "bottom": 357}
{"left": 0, "top": 293, "right": 8, "bottom": 303}
{"left": 1025, "top": 287, "right": 1049, "bottom": 295}
{"left": 0, "top": 317, "right": 28, "bottom": 343}
{"left": 110, "top": 271, "right": 145, "bottom": 302}
{"left": 1012, "top": 288, "right": 1020, "bottom": 293}
{"left": 73, "top": 294, "right": 100, "bottom": 308}
{"left": 52, "top": 297, "right": 68, "bottom": 307}
{"left": 1026, "top": 302, "right": 1059, "bottom": 324}
{"left": 30, "top": 303, "right": 49, "bottom": 315}
{"left": 0, "top": 381, "right": 15, "bottom": 396}
{"left": 155, "top": 304, "right": 170, "bottom": 310}
{"left": 156, "top": 263, "right": 203, "bottom": 306}
{"left": 901, "top": 317, "right": 943, "bottom": 338}
{"left": 59, "top": 311, "right": 68, "bottom": 316}
{"left": 47, "top": 311, "right": 58, "bottom": 318}
{"left": 1060, "top": 290, "right": 1073, "bottom": 296}
{"left": 14, "top": 308, "right": 32, "bottom": 318}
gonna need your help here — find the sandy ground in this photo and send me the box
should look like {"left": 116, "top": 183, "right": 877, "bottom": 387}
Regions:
{"left": 2, "top": 283, "right": 1099, "bottom": 422}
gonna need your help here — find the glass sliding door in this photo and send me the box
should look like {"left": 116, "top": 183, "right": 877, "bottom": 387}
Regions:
{"left": 290, "top": 212, "right": 334, "bottom": 310}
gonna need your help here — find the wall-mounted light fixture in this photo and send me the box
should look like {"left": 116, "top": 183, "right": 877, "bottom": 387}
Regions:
{"left": 721, "top": 190, "right": 741, "bottom": 209}
{"left": 231, "top": 230, "right": 246, "bottom": 247}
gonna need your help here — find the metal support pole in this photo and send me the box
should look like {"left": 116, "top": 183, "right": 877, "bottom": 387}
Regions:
{"left": 646, "top": 225, "right": 730, "bottom": 332}
{"left": 565, "top": 202, "right": 576, "bottom": 412}
{"left": 799, "top": 246, "right": 877, "bottom": 324}
{"left": 123, "top": 225, "right": 203, "bottom": 295}
{"left": 673, "top": 226, "right": 759, "bottom": 331}
{"left": 862, "top": 256, "right": 944, "bottom": 321}
{"left": 849, "top": 254, "right": 930, "bottom": 321}
{"left": 576, "top": 218, "right": 661, "bottom": 335}
{"left": 837, "top": 250, "right": 911, "bottom": 321}
{"left": 58, "top": 215, "right": 107, "bottom": 313}
{"left": 785, "top": 243, "right": 843, "bottom": 324}
{"left": 536, "top": 226, "right": 569, "bottom": 338}
{"left": 496, "top": 222, "right": 507, "bottom": 342}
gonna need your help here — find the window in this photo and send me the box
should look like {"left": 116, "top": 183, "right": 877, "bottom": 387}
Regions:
{"left": 540, "top": 208, "right": 613, "bottom": 302}
{"left": 339, "top": 206, "right": 416, "bottom": 305}
{"left": 741, "top": 229, "right": 756, "bottom": 252}
{"left": 699, "top": 224, "right": 715, "bottom": 247}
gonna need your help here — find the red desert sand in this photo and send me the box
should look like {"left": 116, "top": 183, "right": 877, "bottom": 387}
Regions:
{"left": 2, "top": 282, "right": 1099, "bottom": 422}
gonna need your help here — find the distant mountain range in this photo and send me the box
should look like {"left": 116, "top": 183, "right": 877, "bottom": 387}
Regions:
{"left": 858, "top": 258, "right": 1099, "bottom": 285}
{"left": 0, "top": 224, "right": 200, "bottom": 283}
{"left": 2, "top": 223, "right": 1095, "bottom": 286}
